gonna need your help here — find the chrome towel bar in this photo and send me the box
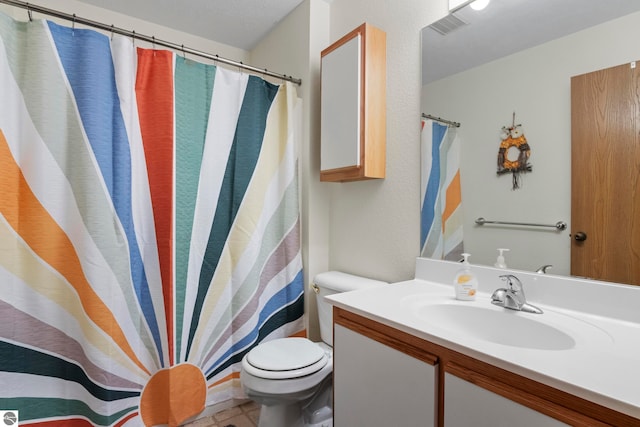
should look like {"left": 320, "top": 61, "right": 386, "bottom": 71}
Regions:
{"left": 475, "top": 217, "right": 567, "bottom": 231}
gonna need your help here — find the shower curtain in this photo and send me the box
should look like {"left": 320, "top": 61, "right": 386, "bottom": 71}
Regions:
{"left": 0, "top": 12, "right": 304, "bottom": 427}
{"left": 421, "top": 118, "right": 464, "bottom": 260}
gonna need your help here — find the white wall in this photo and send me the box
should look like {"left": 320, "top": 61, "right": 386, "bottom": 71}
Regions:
{"left": 422, "top": 11, "right": 640, "bottom": 274}
{"left": 326, "top": 0, "right": 448, "bottom": 283}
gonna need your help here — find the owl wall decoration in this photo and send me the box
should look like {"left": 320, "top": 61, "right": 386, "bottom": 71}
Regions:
{"left": 497, "top": 115, "right": 531, "bottom": 190}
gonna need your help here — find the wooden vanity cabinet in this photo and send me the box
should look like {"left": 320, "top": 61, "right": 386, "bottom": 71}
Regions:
{"left": 320, "top": 23, "right": 386, "bottom": 182}
{"left": 333, "top": 307, "right": 638, "bottom": 427}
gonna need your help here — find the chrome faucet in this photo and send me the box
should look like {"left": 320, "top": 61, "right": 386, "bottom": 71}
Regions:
{"left": 491, "top": 274, "right": 543, "bottom": 314}
{"left": 536, "top": 264, "right": 553, "bottom": 274}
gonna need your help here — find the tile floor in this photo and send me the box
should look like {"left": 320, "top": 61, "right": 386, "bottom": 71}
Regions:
{"left": 184, "top": 401, "right": 260, "bottom": 427}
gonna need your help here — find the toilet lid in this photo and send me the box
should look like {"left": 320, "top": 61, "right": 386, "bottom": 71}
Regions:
{"left": 245, "top": 338, "right": 328, "bottom": 379}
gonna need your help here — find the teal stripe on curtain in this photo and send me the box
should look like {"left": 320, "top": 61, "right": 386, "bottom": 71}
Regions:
{"left": 174, "top": 57, "right": 216, "bottom": 357}
{"left": 185, "top": 76, "right": 279, "bottom": 358}
{"left": 0, "top": 300, "right": 142, "bottom": 390}
{"left": 0, "top": 342, "right": 139, "bottom": 401}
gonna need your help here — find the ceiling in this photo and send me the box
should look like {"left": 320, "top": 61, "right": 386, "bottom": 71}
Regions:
{"left": 71, "top": 0, "right": 640, "bottom": 78}
{"left": 423, "top": 0, "right": 640, "bottom": 84}
{"left": 74, "top": 0, "right": 306, "bottom": 50}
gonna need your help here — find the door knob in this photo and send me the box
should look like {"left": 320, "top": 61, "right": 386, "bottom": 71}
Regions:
{"left": 573, "top": 231, "right": 587, "bottom": 241}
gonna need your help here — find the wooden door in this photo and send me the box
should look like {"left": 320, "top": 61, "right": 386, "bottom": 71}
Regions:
{"left": 571, "top": 61, "right": 640, "bottom": 285}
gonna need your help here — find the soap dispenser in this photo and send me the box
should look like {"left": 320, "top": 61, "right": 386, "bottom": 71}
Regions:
{"left": 454, "top": 253, "right": 478, "bottom": 301}
{"left": 494, "top": 248, "right": 510, "bottom": 269}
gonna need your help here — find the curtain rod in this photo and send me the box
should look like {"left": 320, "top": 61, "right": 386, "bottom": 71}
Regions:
{"left": 422, "top": 113, "right": 460, "bottom": 128}
{"left": 0, "top": 0, "right": 302, "bottom": 85}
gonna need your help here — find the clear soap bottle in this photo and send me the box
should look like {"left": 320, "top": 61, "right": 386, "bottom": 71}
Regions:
{"left": 494, "top": 248, "right": 510, "bottom": 269}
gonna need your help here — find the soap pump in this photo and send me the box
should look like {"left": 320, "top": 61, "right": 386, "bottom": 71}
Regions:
{"left": 494, "top": 248, "right": 510, "bottom": 269}
{"left": 454, "top": 253, "right": 478, "bottom": 301}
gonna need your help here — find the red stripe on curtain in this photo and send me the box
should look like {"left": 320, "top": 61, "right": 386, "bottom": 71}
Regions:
{"left": 135, "top": 48, "right": 175, "bottom": 365}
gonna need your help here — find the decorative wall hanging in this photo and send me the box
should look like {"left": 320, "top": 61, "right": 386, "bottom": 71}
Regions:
{"left": 497, "top": 112, "right": 531, "bottom": 189}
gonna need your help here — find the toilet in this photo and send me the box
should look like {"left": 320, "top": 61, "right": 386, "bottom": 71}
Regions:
{"left": 240, "top": 271, "right": 387, "bottom": 427}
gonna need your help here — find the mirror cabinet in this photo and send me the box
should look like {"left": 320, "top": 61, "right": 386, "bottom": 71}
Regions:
{"left": 320, "top": 23, "right": 386, "bottom": 182}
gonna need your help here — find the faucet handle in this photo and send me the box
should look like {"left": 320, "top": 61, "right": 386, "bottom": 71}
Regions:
{"left": 499, "top": 274, "right": 523, "bottom": 293}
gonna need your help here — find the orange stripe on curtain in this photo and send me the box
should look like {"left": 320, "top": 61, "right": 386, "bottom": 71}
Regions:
{"left": 0, "top": 131, "right": 150, "bottom": 376}
{"left": 135, "top": 48, "right": 175, "bottom": 364}
{"left": 442, "top": 170, "right": 462, "bottom": 226}
{"left": 208, "top": 372, "right": 240, "bottom": 389}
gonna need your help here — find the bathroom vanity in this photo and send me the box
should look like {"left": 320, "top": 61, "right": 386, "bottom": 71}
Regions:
{"left": 328, "top": 258, "right": 640, "bottom": 426}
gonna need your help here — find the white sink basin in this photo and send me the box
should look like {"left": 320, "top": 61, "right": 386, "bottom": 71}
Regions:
{"left": 414, "top": 303, "right": 574, "bottom": 350}
{"left": 408, "top": 297, "right": 613, "bottom": 351}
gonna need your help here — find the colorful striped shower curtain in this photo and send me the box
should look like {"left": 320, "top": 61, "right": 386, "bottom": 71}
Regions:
{"left": 0, "top": 12, "right": 303, "bottom": 427}
{"left": 421, "top": 118, "right": 464, "bottom": 260}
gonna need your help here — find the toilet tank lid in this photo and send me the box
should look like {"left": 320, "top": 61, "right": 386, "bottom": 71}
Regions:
{"left": 313, "top": 271, "right": 387, "bottom": 293}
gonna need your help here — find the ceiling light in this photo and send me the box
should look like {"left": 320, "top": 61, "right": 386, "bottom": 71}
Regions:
{"left": 470, "top": 0, "right": 490, "bottom": 10}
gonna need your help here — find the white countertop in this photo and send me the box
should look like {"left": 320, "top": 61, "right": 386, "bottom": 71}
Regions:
{"left": 328, "top": 277, "right": 640, "bottom": 419}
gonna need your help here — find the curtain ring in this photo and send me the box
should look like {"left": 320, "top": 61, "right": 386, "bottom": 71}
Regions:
{"left": 110, "top": 24, "right": 114, "bottom": 41}
{"left": 72, "top": 13, "right": 76, "bottom": 35}
{"left": 131, "top": 30, "right": 135, "bottom": 46}
{"left": 181, "top": 44, "right": 186, "bottom": 59}
{"left": 27, "top": 4, "right": 32, "bottom": 22}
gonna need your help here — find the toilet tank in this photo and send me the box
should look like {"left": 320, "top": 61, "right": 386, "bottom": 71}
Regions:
{"left": 313, "top": 271, "right": 387, "bottom": 346}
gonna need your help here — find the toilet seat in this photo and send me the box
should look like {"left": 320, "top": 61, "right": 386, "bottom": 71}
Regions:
{"left": 243, "top": 338, "right": 328, "bottom": 380}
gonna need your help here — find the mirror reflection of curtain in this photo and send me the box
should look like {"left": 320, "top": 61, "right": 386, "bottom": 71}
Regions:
{"left": 0, "top": 12, "right": 303, "bottom": 426}
{"left": 420, "top": 118, "right": 464, "bottom": 260}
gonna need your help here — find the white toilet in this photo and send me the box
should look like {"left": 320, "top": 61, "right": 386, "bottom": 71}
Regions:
{"left": 240, "top": 271, "right": 387, "bottom": 427}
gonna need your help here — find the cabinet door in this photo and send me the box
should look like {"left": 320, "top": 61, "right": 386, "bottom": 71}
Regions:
{"left": 320, "top": 23, "right": 386, "bottom": 182}
{"left": 333, "top": 324, "right": 437, "bottom": 427}
{"left": 444, "top": 372, "right": 568, "bottom": 427}
{"left": 321, "top": 33, "right": 361, "bottom": 172}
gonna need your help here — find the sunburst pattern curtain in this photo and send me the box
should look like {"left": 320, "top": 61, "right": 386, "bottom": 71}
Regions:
{"left": 0, "top": 13, "right": 303, "bottom": 427}
{"left": 421, "top": 118, "right": 464, "bottom": 261}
